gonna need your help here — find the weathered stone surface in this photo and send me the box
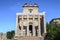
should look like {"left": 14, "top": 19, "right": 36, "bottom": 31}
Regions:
{"left": 15, "top": 3, "right": 46, "bottom": 40}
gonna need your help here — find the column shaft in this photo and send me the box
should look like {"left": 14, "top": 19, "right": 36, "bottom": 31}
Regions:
{"left": 21, "top": 15, "right": 23, "bottom": 36}
{"left": 15, "top": 15, "right": 18, "bottom": 36}
{"left": 27, "top": 15, "right": 29, "bottom": 36}
{"left": 33, "top": 15, "right": 35, "bottom": 36}
{"left": 44, "top": 15, "right": 46, "bottom": 33}
{"left": 38, "top": 15, "right": 41, "bottom": 37}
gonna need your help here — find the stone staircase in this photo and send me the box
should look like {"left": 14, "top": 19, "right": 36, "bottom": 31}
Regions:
{"left": 15, "top": 36, "right": 44, "bottom": 40}
{"left": 22, "top": 36, "right": 40, "bottom": 40}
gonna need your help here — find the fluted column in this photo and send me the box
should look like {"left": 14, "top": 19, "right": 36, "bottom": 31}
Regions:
{"left": 33, "top": 15, "right": 35, "bottom": 36}
{"left": 38, "top": 15, "right": 41, "bottom": 37}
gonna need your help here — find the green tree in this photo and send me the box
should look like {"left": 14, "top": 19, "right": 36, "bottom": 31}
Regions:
{"left": 46, "top": 23, "right": 60, "bottom": 40}
{"left": 6, "top": 30, "right": 15, "bottom": 39}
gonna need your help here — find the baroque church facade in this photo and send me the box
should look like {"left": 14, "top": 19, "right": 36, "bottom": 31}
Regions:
{"left": 14, "top": 3, "right": 46, "bottom": 40}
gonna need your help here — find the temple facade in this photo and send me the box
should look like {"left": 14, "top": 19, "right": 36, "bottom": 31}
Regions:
{"left": 14, "top": 3, "right": 46, "bottom": 40}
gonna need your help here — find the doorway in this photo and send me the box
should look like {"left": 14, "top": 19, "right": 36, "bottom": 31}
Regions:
{"left": 29, "top": 25, "right": 33, "bottom": 36}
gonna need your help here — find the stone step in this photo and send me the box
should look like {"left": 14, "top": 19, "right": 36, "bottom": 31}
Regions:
{"left": 22, "top": 36, "right": 43, "bottom": 40}
{"left": 14, "top": 36, "right": 44, "bottom": 40}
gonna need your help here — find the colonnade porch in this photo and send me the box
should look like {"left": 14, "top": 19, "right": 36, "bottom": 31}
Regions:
{"left": 15, "top": 14, "right": 46, "bottom": 37}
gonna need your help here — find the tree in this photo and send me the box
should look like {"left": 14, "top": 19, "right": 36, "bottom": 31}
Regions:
{"left": 6, "top": 30, "right": 15, "bottom": 39}
{"left": 46, "top": 23, "right": 60, "bottom": 40}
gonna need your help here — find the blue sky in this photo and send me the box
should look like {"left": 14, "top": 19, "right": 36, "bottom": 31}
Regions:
{"left": 0, "top": 0, "right": 60, "bottom": 33}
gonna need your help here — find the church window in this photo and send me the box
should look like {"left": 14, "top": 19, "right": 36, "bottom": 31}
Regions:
{"left": 29, "top": 9, "right": 33, "bottom": 13}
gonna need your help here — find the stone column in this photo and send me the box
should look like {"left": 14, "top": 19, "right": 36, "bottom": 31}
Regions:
{"left": 21, "top": 15, "right": 23, "bottom": 36}
{"left": 33, "top": 15, "right": 35, "bottom": 36}
{"left": 44, "top": 15, "right": 46, "bottom": 33}
{"left": 15, "top": 15, "right": 19, "bottom": 36}
{"left": 27, "top": 15, "right": 29, "bottom": 36}
{"left": 38, "top": 15, "right": 41, "bottom": 37}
